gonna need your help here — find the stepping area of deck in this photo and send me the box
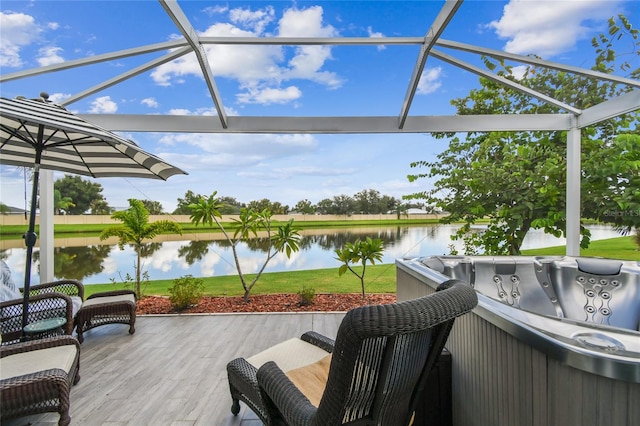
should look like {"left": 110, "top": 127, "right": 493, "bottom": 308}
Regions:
{"left": 4, "top": 312, "right": 345, "bottom": 426}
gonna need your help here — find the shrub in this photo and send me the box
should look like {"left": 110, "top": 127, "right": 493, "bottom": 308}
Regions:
{"left": 168, "top": 275, "right": 205, "bottom": 311}
{"left": 297, "top": 286, "right": 316, "bottom": 306}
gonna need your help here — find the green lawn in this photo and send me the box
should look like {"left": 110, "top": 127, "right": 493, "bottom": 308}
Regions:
{"left": 84, "top": 236, "right": 638, "bottom": 298}
{"left": 521, "top": 236, "right": 638, "bottom": 260}
{"left": 85, "top": 264, "right": 398, "bottom": 298}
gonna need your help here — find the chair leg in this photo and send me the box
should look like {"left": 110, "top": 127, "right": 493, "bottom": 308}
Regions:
{"left": 129, "top": 312, "right": 136, "bottom": 334}
{"left": 76, "top": 329, "right": 84, "bottom": 344}
{"left": 58, "top": 411, "right": 71, "bottom": 426}
{"left": 231, "top": 397, "right": 240, "bottom": 416}
{"left": 57, "top": 385, "right": 72, "bottom": 426}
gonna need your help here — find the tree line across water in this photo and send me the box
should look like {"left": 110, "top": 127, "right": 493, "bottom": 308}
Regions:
{"left": 0, "top": 177, "right": 429, "bottom": 217}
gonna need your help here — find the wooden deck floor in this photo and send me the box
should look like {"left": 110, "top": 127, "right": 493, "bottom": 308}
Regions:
{"left": 4, "top": 312, "right": 346, "bottom": 426}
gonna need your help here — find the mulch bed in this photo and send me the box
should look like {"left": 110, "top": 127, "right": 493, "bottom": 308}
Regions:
{"left": 137, "top": 293, "right": 397, "bottom": 314}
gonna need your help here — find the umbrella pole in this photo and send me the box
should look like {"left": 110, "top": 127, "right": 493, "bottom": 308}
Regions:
{"left": 20, "top": 141, "right": 43, "bottom": 338}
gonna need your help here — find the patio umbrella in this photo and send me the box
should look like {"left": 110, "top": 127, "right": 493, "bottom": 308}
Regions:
{"left": 0, "top": 92, "right": 187, "bottom": 335}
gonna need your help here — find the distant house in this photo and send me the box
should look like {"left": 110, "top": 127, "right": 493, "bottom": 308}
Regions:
{"left": 1, "top": 205, "right": 27, "bottom": 215}
{"left": 406, "top": 208, "right": 428, "bottom": 214}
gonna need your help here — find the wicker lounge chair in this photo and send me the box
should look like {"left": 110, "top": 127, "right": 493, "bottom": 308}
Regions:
{"left": 1, "top": 280, "right": 84, "bottom": 345}
{"left": 226, "top": 279, "right": 478, "bottom": 425}
{"left": 0, "top": 335, "right": 81, "bottom": 426}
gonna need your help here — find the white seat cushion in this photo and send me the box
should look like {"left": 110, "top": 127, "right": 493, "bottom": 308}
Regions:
{"left": 70, "top": 296, "right": 83, "bottom": 316}
{"left": 82, "top": 293, "right": 135, "bottom": 307}
{"left": 0, "top": 345, "right": 77, "bottom": 380}
{"left": 246, "top": 337, "right": 330, "bottom": 372}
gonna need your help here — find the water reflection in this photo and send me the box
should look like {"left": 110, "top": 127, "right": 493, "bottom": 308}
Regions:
{"left": 36, "top": 245, "right": 112, "bottom": 281}
{"left": 1, "top": 224, "right": 621, "bottom": 286}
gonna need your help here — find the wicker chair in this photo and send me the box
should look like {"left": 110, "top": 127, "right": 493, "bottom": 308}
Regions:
{"left": 0, "top": 280, "right": 84, "bottom": 345}
{"left": 0, "top": 335, "right": 81, "bottom": 426}
{"left": 227, "top": 279, "right": 478, "bottom": 426}
{"left": 1, "top": 279, "right": 136, "bottom": 345}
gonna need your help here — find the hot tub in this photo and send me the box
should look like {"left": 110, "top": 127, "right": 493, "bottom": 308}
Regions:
{"left": 396, "top": 255, "right": 640, "bottom": 426}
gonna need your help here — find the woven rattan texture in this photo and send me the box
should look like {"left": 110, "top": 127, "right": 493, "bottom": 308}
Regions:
{"left": 228, "top": 279, "right": 477, "bottom": 426}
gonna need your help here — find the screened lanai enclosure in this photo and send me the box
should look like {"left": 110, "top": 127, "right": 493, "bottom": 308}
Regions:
{"left": 1, "top": 2, "right": 639, "bottom": 426}
{"left": 1, "top": 0, "right": 639, "bottom": 279}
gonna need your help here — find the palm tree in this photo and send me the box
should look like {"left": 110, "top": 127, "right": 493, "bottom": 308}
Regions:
{"left": 189, "top": 192, "right": 301, "bottom": 302}
{"left": 53, "top": 189, "right": 75, "bottom": 214}
{"left": 100, "top": 199, "right": 182, "bottom": 298}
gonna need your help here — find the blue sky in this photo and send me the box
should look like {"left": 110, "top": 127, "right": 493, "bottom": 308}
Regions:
{"left": 0, "top": 0, "right": 634, "bottom": 212}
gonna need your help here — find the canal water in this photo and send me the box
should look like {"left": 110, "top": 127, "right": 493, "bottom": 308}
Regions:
{"left": 1, "top": 224, "right": 622, "bottom": 286}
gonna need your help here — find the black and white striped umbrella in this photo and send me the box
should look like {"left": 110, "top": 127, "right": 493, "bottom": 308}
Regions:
{"left": 0, "top": 95, "right": 186, "bottom": 180}
{"left": 0, "top": 93, "right": 187, "bottom": 336}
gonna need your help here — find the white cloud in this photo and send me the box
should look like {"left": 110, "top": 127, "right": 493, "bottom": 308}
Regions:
{"left": 509, "top": 65, "right": 528, "bottom": 80}
{"left": 167, "top": 108, "right": 192, "bottom": 115}
{"left": 224, "top": 106, "right": 240, "bottom": 116}
{"left": 198, "top": 250, "right": 223, "bottom": 277}
{"left": 417, "top": 67, "right": 442, "bottom": 94}
{"left": 488, "top": 0, "right": 621, "bottom": 57}
{"left": 236, "top": 85, "right": 302, "bottom": 104}
{"left": 229, "top": 6, "right": 275, "bottom": 34}
{"left": 276, "top": 166, "right": 355, "bottom": 176}
{"left": 37, "top": 46, "right": 64, "bottom": 66}
{"left": 151, "top": 24, "right": 284, "bottom": 85}
{"left": 145, "top": 241, "right": 189, "bottom": 272}
{"left": 151, "top": 5, "right": 342, "bottom": 104}
{"left": 237, "top": 165, "right": 357, "bottom": 180}
{"left": 141, "top": 97, "right": 159, "bottom": 108}
{"left": 48, "top": 92, "right": 71, "bottom": 104}
{"left": 89, "top": 96, "right": 118, "bottom": 113}
{"left": 157, "top": 133, "right": 317, "bottom": 170}
{"left": 0, "top": 12, "right": 40, "bottom": 67}
{"left": 203, "top": 5, "right": 228, "bottom": 17}
{"left": 278, "top": 6, "right": 336, "bottom": 37}
{"left": 278, "top": 6, "right": 343, "bottom": 88}
{"left": 167, "top": 106, "right": 216, "bottom": 116}
{"left": 367, "top": 26, "right": 386, "bottom": 51}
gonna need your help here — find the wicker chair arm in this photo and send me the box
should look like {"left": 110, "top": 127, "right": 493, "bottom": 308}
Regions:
{"left": 257, "top": 361, "right": 317, "bottom": 426}
{"left": 300, "top": 331, "right": 334, "bottom": 353}
{"left": 28, "top": 279, "right": 84, "bottom": 300}
{"left": 1, "top": 335, "right": 80, "bottom": 358}
{"left": 0, "top": 367, "right": 69, "bottom": 390}
{"left": 86, "top": 289, "right": 136, "bottom": 300}
{"left": 227, "top": 357, "right": 259, "bottom": 396}
{"left": 0, "top": 292, "right": 72, "bottom": 310}
{"left": 1, "top": 294, "right": 76, "bottom": 344}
